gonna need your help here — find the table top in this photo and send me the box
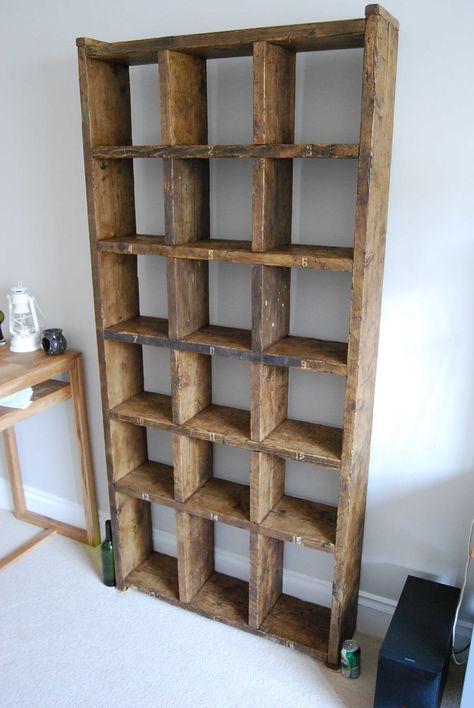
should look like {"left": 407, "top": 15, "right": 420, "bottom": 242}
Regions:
{"left": 0, "top": 344, "right": 80, "bottom": 399}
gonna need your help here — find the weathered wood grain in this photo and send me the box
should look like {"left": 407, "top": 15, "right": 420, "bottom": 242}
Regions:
{"left": 260, "top": 495, "right": 337, "bottom": 552}
{"left": 79, "top": 18, "right": 366, "bottom": 64}
{"left": 249, "top": 533, "right": 283, "bottom": 627}
{"left": 250, "top": 364, "right": 288, "bottom": 441}
{"left": 328, "top": 6, "right": 399, "bottom": 667}
{"left": 176, "top": 511, "right": 214, "bottom": 603}
{"left": 114, "top": 461, "right": 175, "bottom": 507}
{"left": 124, "top": 551, "right": 180, "bottom": 602}
{"left": 93, "top": 143, "right": 358, "bottom": 159}
{"left": 98, "top": 236, "right": 354, "bottom": 272}
{"left": 250, "top": 451, "right": 285, "bottom": 524}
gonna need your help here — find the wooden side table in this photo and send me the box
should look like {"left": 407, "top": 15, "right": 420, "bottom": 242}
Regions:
{"left": 0, "top": 345, "right": 100, "bottom": 570}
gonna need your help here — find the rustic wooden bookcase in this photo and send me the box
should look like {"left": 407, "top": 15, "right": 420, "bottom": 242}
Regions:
{"left": 77, "top": 4, "right": 398, "bottom": 667}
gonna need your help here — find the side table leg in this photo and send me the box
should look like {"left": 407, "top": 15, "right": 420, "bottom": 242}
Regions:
{"left": 70, "top": 356, "right": 100, "bottom": 546}
{"left": 3, "top": 427, "right": 26, "bottom": 517}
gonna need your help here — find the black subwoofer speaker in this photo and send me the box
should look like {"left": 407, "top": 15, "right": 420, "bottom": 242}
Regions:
{"left": 374, "top": 575, "right": 460, "bottom": 708}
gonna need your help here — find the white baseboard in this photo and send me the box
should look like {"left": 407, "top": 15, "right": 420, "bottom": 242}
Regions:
{"left": 1, "top": 478, "right": 471, "bottom": 643}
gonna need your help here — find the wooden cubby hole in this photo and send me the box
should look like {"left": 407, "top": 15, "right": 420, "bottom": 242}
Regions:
{"left": 78, "top": 4, "right": 398, "bottom": 667}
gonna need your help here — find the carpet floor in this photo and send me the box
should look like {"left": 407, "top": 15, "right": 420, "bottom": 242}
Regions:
{"left": 0, "top": 509, "right": 466, "bottom": 707}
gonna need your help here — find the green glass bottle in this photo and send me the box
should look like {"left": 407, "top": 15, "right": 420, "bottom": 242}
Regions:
{"left": 101, "top": 520, "right": 116, "bottom": 587}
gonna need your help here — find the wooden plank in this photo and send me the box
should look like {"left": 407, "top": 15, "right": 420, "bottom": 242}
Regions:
{"left": 0, "top": 528, "right": 57, "bottom": 573}
{"left": 191, "top": 572, "right": 249, "bottom": 625}
{"left": 260, "top": 593, "right": 330, "bottom": 660}
{"left": 183, "top": 405, "right": 251, "bottom": 448}
{"left": 79, "top": 18, "right": 366, "bottom": 64}
{"left": 69, "top": 356, "right": 100, "bottom": 546}
{"left": 111, "top": 391, "right": 174, "bottom": 429}
{"left": 262, "top": 336, "right": 347, "bottom": 375}
{"left": 180, "top": 325, "right": 251, "bottom": 357}
{"left": 251, "top": 364, "right": 288, "bottom": 441}
{"left": 2, "top": 428, "right": 26, "bottom": 514}
{"left": 105, "top": 316, "right": 169, "bottom": 345}
{"left": 93, "top": 144, "right": 359, "bottom": 159}
{"left": 252, "top": 266, "right": 290, "bottom": 352}
{"left": 113, "top": 491, "right": 152, "bottom": 582}
{"left": 176, "top": 511, "right": 214, "bottom": 603}
{"left": 253, "top": 42, "right": 295, "bottom": 252}
{"left": 0, "top": 380, "right": 71, "bottom": 433}
{"left": 249, "top": 533, "right": 283, "bottom": 627}
{"left": 114, "top": 461, "right": 175, "bottom": 507}
{"left": 184, "top": 477, "right": 250, "bottom": 527}
{"left": 250, "top": 451, "right": 285, "bottom": 524}
{"left": 103, "top": 318, "right": 346, "bottom": 373}
{"left": 260, "top": 495, "right": 337, "bottom": 552}
{"left": 328, "top": 8, "right": 399, "bottom": 667}
{"left": 170, "top": 350, "right": 211, "bottom": 424}
{"left": 98, "top": 237, "right": 354, "bottom": 272}
{"left": 78, "top": 45, "right": 148, "bottom": 583}
{"left": 111, "top": 393, "right": 343, "bottom": 467}
{"left": 124, "top": 551, "right": 180, "bottom": 602}
{"left": 173, "top": 434, "right": 212, "bottom": 503}
{"left": 261, "top": 418, "right": 343, "bottom": 468}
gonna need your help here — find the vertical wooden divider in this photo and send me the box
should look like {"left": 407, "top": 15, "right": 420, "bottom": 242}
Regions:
{"left": 78, "top": 45, "right": 150, "bottom": 585}
{"left": 249, "top": 41, "right": 295, "bottom": 629}
{"left": 159, "top": 49, "right": 214, "bottom": 603}
{"left": 328, "top": 8, "right": 399, "bottom": 667}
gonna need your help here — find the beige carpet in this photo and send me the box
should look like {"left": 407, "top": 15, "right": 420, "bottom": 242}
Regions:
{"left": 0, "top": 509, "right": 466, "bottom": 707}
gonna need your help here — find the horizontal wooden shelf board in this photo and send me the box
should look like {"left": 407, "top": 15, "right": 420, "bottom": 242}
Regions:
{"left": 0, "top": 379, "right": 71, "bottom": 432}
{"left": 114, "top": 461, "right": 175, "bottom": 506}
{"left": 125, "top": 552, "right": 180, "bottom": 602}
{"left": 180, "top": 325, "right": 252, "bottom": 356}
{"left": 190, "top": 572, "right": 249, "bottom": 626}
{"left": 81, "top": 19, "right": 365, "bottom": 63}
{"left": 93, "top": 144, "right": 359, "bottom": 160}
{"left": 104, "top": 317, "right": 347, "bottom": 373}
{"left": 97, "top": 236, "right": 353, "bottom": 272}
{"left": 105, "top": 316, "right": 169, "bottom": 345}
{"left": 262, "top": 335, "right": 347, "bottom": 375}
{"left": 111, "top": 394, "right": 342, "bottom": 467}
{"left": 185, "top": 478, "right": 250, "bottom": 527}
{"left": 259, "top": 593, "right": 330, "bottom": 659}
{"left": 111, "top": 392, "right": 174, "bottom": 429}
{"left": 184, "top": 405, "right": 251, "bottom": 447}
{"left": 260, "top": 495, "right": 337, "bottom": 552}
{"left": 261, "top": 418, "right": 343, "bottom": 468}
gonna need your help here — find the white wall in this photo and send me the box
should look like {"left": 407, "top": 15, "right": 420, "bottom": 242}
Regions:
{"left": 1, "top": 0, "right": 473, "bottom": 637}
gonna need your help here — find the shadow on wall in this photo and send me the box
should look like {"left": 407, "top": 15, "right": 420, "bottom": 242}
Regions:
{"left": 361, "top": 469, "right": 474, "bottom": 612}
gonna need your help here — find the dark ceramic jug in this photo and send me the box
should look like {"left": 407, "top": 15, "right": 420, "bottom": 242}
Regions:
{"left": 42, "top": 328, "right": 67, "bottom": 356}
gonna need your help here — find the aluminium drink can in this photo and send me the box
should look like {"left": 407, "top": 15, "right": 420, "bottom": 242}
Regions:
{"left": 341, "top": 639, "right": 361, "bottom": 678}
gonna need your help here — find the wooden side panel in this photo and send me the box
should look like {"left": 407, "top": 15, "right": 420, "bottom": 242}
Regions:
{"left": 249, "top": 532, "right": 283, "bottom": 628}
{"left": 78, "top": 48, "right": 150, "bottom": 582}
{"left": 250, "top": 451, "right": 285, "bottom": 524}
{"left": 176, "top": 511, "right": 214, "bottom": 603}
{"left": 328, "top": 10, "right": 399, "bottom": 667}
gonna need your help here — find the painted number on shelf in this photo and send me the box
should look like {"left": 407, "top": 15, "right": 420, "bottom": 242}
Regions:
{"left": 209, "top": 433, "right": 216, "bottom": 442}
{"left": 292, "top": 536, "right": 303, "bottom": 546}
{"left": 209, "top": 346, "right": 215, "bottom": 356}
{"left": 296, "top": 452, "right": 305, "bottom": 461}
{"left": 301, "top": 257, "right": 309, "bottom": 268}
{"left": 208, "top": 250, "right": 214, "bottom": 260}
{"left": 286, "top": 641, "right": 295, "bottom": 649}
{"left": 136, "top": 417, "right": 145, "bottom": 427}
{"left": 300, "top": 360, "right": 308, "bottom": 370}
{"left": 142, "top": 492, "right": 150, "bottom": 502}
{"left": 210, "top": 513, "right": 219, "bottom": 521}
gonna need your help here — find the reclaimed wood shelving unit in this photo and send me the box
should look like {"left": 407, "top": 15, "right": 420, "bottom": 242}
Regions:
{"left": 77, "top": 4, "right": 398, "bottom": 667}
